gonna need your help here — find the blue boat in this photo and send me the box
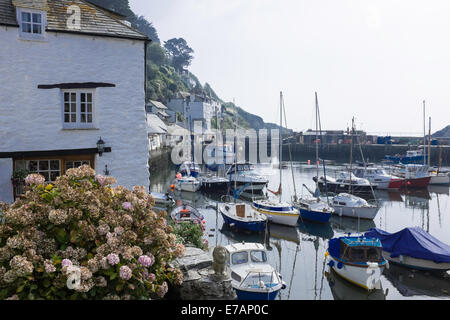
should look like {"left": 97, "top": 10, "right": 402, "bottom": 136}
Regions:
{"left": 384, "top": 150, "right": 427, "bottom": 165}
{"left": 178, "top": 161, "right": 201, "bottom": 178}
{"left": 219, "top": 203, "right": 267, "bottom": 233}
{"left": 364, "top": 227, "right": 450, "bottom": 271}
{"left": 325, "top": 235, "right": 388, "bottom": 290}
{"left": 295, "top": 198, "right": 333, "bottom": 224}
{"left": 225, "top": 242, "right": 286, "bottom": 300}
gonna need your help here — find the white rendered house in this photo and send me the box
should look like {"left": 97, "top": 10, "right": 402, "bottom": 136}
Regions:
{"left": 0, "top": 0, "right": 151, "bottom": 202}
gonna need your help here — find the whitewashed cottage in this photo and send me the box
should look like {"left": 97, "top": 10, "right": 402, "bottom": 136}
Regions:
{"left": 0, "top": 0, "right": 151, "bottom": 203}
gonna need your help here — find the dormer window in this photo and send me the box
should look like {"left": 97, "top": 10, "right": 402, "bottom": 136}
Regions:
{"left": 16, "top": 8, "right": 46, "bottom": 40}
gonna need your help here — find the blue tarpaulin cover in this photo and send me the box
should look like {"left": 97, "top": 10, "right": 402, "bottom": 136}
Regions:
{"left": 364, "top": 227, "right": 450, "bottom": 263}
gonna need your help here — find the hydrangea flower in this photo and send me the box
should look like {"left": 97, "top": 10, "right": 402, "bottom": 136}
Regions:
{"left": 24, "top": 174, "right": 45, "bottom": 186}
{"left": 137, "top": 255, "right": 153, "bottom": 267}
{"left": 122, "top": 202, "right": 133, "bottom": 211}
{"left": 106, "top": 253, "right": 120, "bottom": 266}
{"left": 119, "top": 266, "right": 132, "bottom": 280}
{"left": 61, "top": 259, "right": 73, "bottom": 268}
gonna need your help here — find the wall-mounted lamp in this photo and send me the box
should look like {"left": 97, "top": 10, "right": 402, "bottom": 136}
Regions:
{"left": 97, "top": 137, "right": 105, "bottom": 156}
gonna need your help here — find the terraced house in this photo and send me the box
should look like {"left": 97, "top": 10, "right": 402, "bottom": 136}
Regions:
{"left": 0, "top": 0, "right": 151, "bottom": 202}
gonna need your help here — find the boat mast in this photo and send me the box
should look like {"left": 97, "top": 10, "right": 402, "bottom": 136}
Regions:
{"left": 316, "top": 94, "right": 330, "bottom": 204}
{"left": 233, "top": 99, "right": 238, "bottom": 198}
{"left": 348, "top": 117, "right": 354, "bottom": 193}
{"left": 314, "top": 92, "right": 320, "bottom": 195}
{"left": 428, "top": 116, "right": 431, "bottom": 168}
{"left": 279, "top": 92, "right": 283, "bottom": 203}
{"left": 423, "top": 100, "right": 426, "bottom": 166}
{"left": 281, "top": 92, "right": 297, "bottom": 202}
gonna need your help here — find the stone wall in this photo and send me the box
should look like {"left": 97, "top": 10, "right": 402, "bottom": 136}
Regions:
{"left": 168, "top": 246, "right": 237, "bottom": 300}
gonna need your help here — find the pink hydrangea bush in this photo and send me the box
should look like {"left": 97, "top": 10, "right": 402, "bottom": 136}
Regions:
{"left": 0, "top": 165, "right": 185, "bottom": 300}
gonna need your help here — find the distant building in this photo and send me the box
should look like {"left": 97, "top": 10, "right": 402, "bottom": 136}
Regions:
{"left": 166, "top": 92, "right": 221, "bottom": 134}
{"left": 299, "top": 130, "right": 368, "bottom": 145}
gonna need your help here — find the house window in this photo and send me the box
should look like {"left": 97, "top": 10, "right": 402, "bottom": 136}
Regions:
{"left": 13, "top": 155, "right": 95, "bottom": 198}
{"left": 62, "top": 90, "right": 96, "bottom": 129}
{"left": 17, "top": 8, "right": 46, "bottom": 40}
{"left": 16, "top": 159, "right": 61, "bottom": 183}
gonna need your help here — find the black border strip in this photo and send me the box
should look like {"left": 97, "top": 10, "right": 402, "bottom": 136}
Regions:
{"left": 0, "top": 147, "right": 111, "bottom": 159}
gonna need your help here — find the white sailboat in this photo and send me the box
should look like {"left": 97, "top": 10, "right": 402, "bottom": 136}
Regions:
{"left": 252, "top": 92, "right": 300, "bottom": 227}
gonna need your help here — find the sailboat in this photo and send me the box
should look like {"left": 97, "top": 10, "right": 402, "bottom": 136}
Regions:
{"left": 220, "top": 100, "right": 267, "bottom": 232}
{"left": 329, "top": 118, "right": 380, "bottom": 220}
{"left": 293, "top": 92, "right": 334, "bottom": 223}
{"left": 175, "top": 105, "right": 201, "bottom": 192}
{"left": 252, "top": 92, "right": 300, "bottom": 227}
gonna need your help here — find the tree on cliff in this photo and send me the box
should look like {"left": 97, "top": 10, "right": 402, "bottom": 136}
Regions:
{"left": 164, "top": 38, "right": 194, "bottom": 73}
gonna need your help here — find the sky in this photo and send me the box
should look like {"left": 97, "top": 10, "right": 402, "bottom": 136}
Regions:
{"left": 130, "top": 0, "right": 450, "bottom": 136}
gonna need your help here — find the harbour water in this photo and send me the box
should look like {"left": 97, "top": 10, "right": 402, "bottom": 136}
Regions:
{"left": 150, "top": 161, "right": 450, "bottom": 300}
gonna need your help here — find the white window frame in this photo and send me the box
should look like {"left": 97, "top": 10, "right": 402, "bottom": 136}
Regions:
{"left": 16, "top": 7, "right": 47, "bottom": 41}
{"left": 61, "top": 89, "right": 97, "bottom": 130}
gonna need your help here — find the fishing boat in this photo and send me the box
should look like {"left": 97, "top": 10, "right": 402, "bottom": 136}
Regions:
{"left": 292, "top": 92, "right": 334, "bottom": 224}
{"left": 314, "top": 172, "right": 378, "bottom": 195}
{"left": 384, "top": 149, "right": 427, "bottom": 165}
{"left": 219, "top": 203, "right": 267, "bottom": 233}
{"left": 325, "top": 235, "right": 388, "bottom": 290}
{"left": 364, "top": 227, "right": 450, "bottom": 271}
{"left": 225, "top": 242, "right": 286, "bottom": 300}
{"left": 352, "top": 166, "right": 404, "bottom": 190}
{"left": 331, "top": 193, "right": 380, "bottom": 220}
{"left": 175, "top": 174, "right": 201, "bottom": 192}
{"left": 170, "top": 204, "right": 205, "bottom": 224}
{"left": 390, "top": 164, "right": 431, "bottom": 188}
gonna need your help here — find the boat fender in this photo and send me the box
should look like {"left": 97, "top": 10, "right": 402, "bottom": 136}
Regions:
{"left": 281, "top": 281, "right": 287, "bottom": 290}
{"left": 328, "top": 260, "right": 335, "bottom": 267}
{"left": 337, "top": 261, "right": 343, "bottom": 269}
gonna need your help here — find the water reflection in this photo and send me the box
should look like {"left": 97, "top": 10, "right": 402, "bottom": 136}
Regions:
{"left": 149, "top": 160, "right": 450, "bottom": 300}
{"left": 327, "top": 269, "right": 387, "bottom": 300}
{"left": 383, "top": 264, "right": 450, "bottom": 298}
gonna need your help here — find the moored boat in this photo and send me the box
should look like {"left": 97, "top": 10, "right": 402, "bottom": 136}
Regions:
{"left": 219, "top": 203, "right": 267, "bottom": 233}
{"left": 325, "top": 235, "right": 388, "bottom": 290}
{"left": 294, "top": 197, "right": 333, "bottom": 224}
{"left": 313, "top": 172, "right": 378, "bottom": 195}
{"left": 252, "top": 199, "right": 300, "bottom": 227}
{"left": 352, "top": 166, "right": 403, "bottom": 190}
{"left": 384, "top": 149, "right": 427, "bottom": 165}
{"left": 364, "top": 227, "right": 450, "bottom": 271}
{"left": 150, "top": 192, "right": 175, "bottom": 206}
{"left": 175, "top": 175, "right": 201, "bottom": 192}
{"left": 170, "top": 204, "right": 205, "bottom": 224}
{"left": 331, "top": 193, "right": 380, "bottom": 220}
{"left": 225, "top": 242, "right": 286, "bottom": 300}
{"left": 226, "top": 163, "right": 268, "bottom": 192}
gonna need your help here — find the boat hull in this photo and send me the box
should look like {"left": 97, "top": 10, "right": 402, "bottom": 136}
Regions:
{"left": 234, "top": 288, "right": 279, "bottom": 300}
{"left": 328, "top": 257, "right": 385, "bottom": 290}
{"left": 429, "top": 175, "right": 450, "bottom": 185}
{"left": 252, "top": 203, "right": 299, "bottom": 227}
{"left": 298, "top": 207, "right": 332, "bottom": 224}
{"left": 399, "top": 176, "right": 431, "bottom": 188}
{"left": 200, "top": 181, "right": 229, "bottom": 192}
{"left": 176, "top": 180, "right": 201, "bottom": 192}
{"left": 382, "top": 251, "right": 450, "bottom": 271}
{"left": 332, "top": 205, "right": 379, "bottom": 220}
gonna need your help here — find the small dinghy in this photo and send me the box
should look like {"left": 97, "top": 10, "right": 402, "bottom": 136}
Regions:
{"left": 219, "top": 203, "right": 267, "bottom": 233}
{"left": 331, "top": 193, "right": 380, "bottom": 220}
{"left": 150, "top": 192, "right": 174, "bottom": 206}
{"left": 325, "top": 235, "right": 388, "bottom": 290}
{"left": 364, "top": 227, "right": 450, "bottom": 271}
{"left": 225, "top": 242, "right": 286, "bottom": 300}
{"left": 170, "top": 205, "right": 204, "bottom": 224}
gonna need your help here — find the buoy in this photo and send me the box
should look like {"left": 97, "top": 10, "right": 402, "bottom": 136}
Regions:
{"left": 170, "top": 184, "right": 175, "bottom": 190}
{"left": 307, "top": 160, "right": 311, "bottom": 165}
{"left": 176, "top": 173, "right": 182, "bottom": 179}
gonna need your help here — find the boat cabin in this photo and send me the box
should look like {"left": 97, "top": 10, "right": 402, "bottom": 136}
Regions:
{"left": 226, "top": 163, "right": 255, "bottom": 175}
{"left": 329, "top": 237, "right": 383, "bottom": 263}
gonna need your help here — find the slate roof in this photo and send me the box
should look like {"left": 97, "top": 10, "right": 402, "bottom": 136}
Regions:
{"left": 0, "top": 0, "right": 149, "bottom": 41}
{"left": 149, "top": 100, "right": 168, "bottom": 110}
{"left": 147, "top": 113, "right": 168, "bottom": 135}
